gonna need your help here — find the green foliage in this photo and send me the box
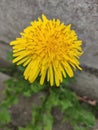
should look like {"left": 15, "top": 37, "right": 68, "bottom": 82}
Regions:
{"left": 7, "top": 51, "right": 13, "bottom": 61}
{"left": 0, "top": 53, "right": 96, "bottom": 130}
{"left": 0, "top": 72, "right": 96, "bottom": 130}
{"left": 0, "top": 108, "right": 11, "bottom": 126}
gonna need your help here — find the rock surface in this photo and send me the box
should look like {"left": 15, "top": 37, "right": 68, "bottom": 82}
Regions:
{"left": 10, "top": 97, "right": 73, "bottom": 130}
{"left": 70, "top": 70, "right": 98, "bottom": 101}
{"left": 92, "top": 120, "right": 98, "bottom": 130}
{"left": 0, "top": 0, "right": 98, "bottom": 64}
{"left": 0, "top": 72, "right": 10, "bottom": 102}
{"left": 0, "top": 43, "right": 11, "bottom": 67}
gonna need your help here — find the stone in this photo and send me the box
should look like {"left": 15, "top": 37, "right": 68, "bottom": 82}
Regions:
{"left": 0, "top": 0, "right": 98, "bottom": 69}
{"left": 0, "top": 72, "right": 97, "bottom": 130}
{"left": 0, "top": 0, "right": 98, "bottom": 68}
{"left": 10, "top": 92, "right": 46, "bottom": 126}
{"left": 0, "top": 43, "right": 11, "bottom": 67}
{"left": 70, "top": 70, "right": 98, "bottom": 101}
{"left": 92, "top": 120, "right": 98, "bottom": 130}
{"left": 0, "top": 72, "right": 10, "bottom": 102}
{"left": 10, "top": 95, "right": 73, "bottom": 130}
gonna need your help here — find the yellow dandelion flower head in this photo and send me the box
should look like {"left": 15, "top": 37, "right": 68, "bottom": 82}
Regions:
{"left": 10, "top": 14, "right": 83, "bottom": 87}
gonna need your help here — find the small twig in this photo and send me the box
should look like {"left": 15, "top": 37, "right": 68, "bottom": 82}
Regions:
{"left": 77, "top": 95, "right": 97, "bottom": 106}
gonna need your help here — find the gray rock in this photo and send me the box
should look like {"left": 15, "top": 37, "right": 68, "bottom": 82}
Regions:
{"left": 0, "top": 43, "right": 11, "bottom": 67}
{"left": 0, "top": 0, "right": 98, "bottom": 67}
{"left": 10, "top": 95, "right": 73, "bottom": 130}
{"left": 70, "top": 70, "right": 98, "bottom": 101}
{"left": 92, "top": 120, "right": 98, "bottom": 130}
{"left": 0, "top": 0, "right": 98, "bottom": 69}
{"left": 0, "top": 72, "right": 10, "bottom": 101}
{"left": 10, "top": 92, "right": 45, "bottom": 126}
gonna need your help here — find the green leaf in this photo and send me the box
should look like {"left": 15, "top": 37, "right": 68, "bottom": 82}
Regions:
{"left": 6, "top": 51, "right": 13, "bottom": 61}
{"left": 32, "top": 105, "right": 40, "bottom": 125}
{"left": 18, "top": 65, "right": 25, "bottom": 73}
{"left": 30, "top": 82, "right": 45, "bottom": 93}
{"left": 43, "top": 112, "right": 53, "bottom": 130}
{"left": 0, "top": 109, "right": 11, "bottom": 124}
{"left": 78, "top": 110, "right": 95, "bottom": 127}
{"left": 60, "top": 99, "right": 72, "bottom": 112}
{"left": 23, "top": 90, "right": 31, "bottom": 97}
{"left": 62, "top": 77, "right": 69, "bottom": 86}
{"left": 0, "top": 95, "right": 18, "bottom": 109}
{"left": 18, "top": 127, "right": 32, "bottom": 130}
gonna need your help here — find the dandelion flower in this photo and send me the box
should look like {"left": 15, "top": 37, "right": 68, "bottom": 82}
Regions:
{"left": 10, "top": 14, "right": 83, "bottom": 86}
